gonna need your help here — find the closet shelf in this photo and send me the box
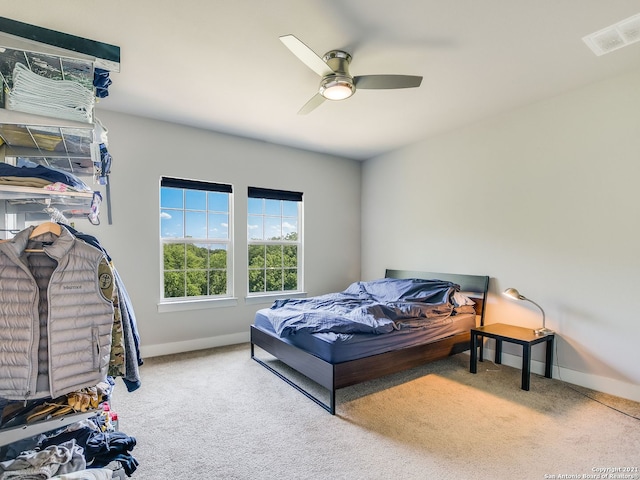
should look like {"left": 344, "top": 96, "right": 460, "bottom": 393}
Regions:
{"left": 0, "top": 185, "right": 94, "bottom": 221}
{"left": 0, "top": 184, "right": 93, "bottom": 201}
{"left": 0, "top": 100, "right": 97, "bottom": 165}
{"left": 0, "top": 32, "right": 99, "bottom": 162}
{"left": 0, "top": 16, "right": 120, "bottom": 225}
{"left": 0, "top": 16, "right": 120, "bottom": 73}
{"left": 0, "top": 108, "right": 94, "bottom": 129}
{"left": 0, "top": 410, "right": 97, "bottom": 447}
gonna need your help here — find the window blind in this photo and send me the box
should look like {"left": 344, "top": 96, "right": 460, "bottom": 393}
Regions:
{"left": 248, "top": 187, "right": 302, "bottom": 202}
{"left": 162, "top": 177, "right": 232, "bottom": 193}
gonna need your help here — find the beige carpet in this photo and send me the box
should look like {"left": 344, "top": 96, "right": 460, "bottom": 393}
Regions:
{"left": 111, "top": 343, "right": 640, "bottom": 480}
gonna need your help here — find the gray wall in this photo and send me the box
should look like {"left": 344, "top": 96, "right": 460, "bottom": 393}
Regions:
{"left": 361, "top": 68, "right": 640, "bottom": 401}
{"left": 90, "top": 67, "right": 640, "bottom": 401}
{"left": 91, "top": 110, "right": 362, "bottom": 356}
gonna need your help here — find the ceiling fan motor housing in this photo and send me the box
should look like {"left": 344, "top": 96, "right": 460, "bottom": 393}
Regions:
{"left": 319, "top": 50, "right": 355, "bottom": 100}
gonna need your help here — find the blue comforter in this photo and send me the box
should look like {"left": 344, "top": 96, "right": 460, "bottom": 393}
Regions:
{"left": 267, "top": 278, "right": 460, "bottom": 337}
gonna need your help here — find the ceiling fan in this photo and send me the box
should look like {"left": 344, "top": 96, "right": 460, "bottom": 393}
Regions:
{"left": 280, "top": 34, "right": 423, "bottom": 115}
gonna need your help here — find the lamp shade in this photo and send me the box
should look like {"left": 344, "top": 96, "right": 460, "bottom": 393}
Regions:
{"left": 503, "top": 287, "right": 524, "bottom": 300}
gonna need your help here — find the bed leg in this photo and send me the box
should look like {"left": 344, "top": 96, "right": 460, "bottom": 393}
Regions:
{"left": 251, "top": 353, "right": 336, "bottom": 415}
{"left": 330, "top": 390, "right": 336, "bottom": 415}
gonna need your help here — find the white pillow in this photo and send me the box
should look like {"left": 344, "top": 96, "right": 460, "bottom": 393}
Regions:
{"left": 453, "top": 291, "right": 476, "bottom": 307}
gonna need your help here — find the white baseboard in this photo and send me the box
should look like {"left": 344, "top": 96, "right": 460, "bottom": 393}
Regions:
{"left": 140, "top": 332, "right": 250, "bottom": 358}
{"left": 480, "top": 348, "right": 640, "bottom": 403}
{"left": 141, "top": 337, "right": 639, "bottom": 403}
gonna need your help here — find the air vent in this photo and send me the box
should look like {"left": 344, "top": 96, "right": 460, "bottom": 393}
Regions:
{"left": 582, "top": 13, "right": 640, "bottom": 56}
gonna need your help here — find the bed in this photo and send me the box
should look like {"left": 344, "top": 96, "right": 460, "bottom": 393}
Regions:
{"left": 250, "top": 269, "right": 489, "bottom": 414}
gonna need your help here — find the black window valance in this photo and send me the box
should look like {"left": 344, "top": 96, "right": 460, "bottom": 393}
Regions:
{"left": 162, "top": 177, "right": 232, "bottom": 193}
{"left": 248, "top": 187, "right": 302, "bottom": 202}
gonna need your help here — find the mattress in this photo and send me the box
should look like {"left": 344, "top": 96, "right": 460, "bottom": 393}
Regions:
{"left": 254, "top": 309, "right": 476, "bottom": 364}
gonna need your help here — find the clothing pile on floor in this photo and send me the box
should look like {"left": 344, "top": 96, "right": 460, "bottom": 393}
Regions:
{"left": 0, "top": 418, "right": 137, "bottom": 479}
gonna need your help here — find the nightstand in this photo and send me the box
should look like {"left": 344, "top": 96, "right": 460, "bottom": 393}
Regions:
{"left": 469, "top": 323, "right": 554, "bottom": 390}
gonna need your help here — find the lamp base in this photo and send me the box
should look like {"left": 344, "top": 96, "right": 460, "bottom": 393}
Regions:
{"left": 534, "top": 327, "right": 554, "bottom": 336}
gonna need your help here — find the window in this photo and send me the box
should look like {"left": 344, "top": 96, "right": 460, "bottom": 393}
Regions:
{"left": 247, "top": 187, "right": 302, "bottom": 295}
{"left": 160, "top": 177, "right": 232, "bottom": 300}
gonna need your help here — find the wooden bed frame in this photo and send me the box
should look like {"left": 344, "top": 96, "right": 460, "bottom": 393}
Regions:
{"left": 250, "top": 269, "right": 489, "bottom": 414}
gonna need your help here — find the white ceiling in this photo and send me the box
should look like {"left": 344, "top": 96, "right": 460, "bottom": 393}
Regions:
{"left": 2, "top": 1, "right": 640, "bottom": 160}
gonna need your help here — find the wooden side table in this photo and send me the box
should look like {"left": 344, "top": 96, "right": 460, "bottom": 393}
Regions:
{"left": 470, "top": 323, "right": 554, "bottom": 390}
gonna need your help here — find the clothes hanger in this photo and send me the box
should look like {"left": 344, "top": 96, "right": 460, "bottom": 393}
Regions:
{"left": 25, "top": 222, "right": 62, "bottom": 253}
{"left": 29, "top": 221, "right": 62, "bottom": 239}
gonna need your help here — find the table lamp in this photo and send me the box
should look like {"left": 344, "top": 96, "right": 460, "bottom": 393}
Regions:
{"left": 503, "top": 288, "right": 554, "bottom": 335}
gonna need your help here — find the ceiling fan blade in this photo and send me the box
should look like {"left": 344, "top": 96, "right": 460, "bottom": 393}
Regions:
{"left": 354, "top": 75, "right": 423, "bottom": 89}
{"left": 298, "top": 93, "right": 326, "bottom": 115}
{"left": 280, "top": 34, "right": 334, "bottom": 77}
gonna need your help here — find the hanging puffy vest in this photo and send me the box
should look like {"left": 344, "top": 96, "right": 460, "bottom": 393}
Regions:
{"left": 0, "top": 226, "right": 114, "bottom": 400}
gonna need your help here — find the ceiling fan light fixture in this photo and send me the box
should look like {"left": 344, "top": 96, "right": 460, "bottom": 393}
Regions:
{"left": 319, "top": 76, "right": 355, "bottom": 100}
{"left": 280, "top": 35, "right": 422, "bottom": 114}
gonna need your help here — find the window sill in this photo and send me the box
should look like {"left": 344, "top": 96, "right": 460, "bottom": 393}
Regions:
{"left": 157, "top": 297, "right": 238, "bottom": 313}
{"left": 244, "top": 291, "right": 307, "bottom": 306}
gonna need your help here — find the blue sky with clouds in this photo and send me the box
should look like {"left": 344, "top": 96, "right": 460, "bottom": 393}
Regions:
{"left": 161, "top": 188, "right": 298, "bottom": 241}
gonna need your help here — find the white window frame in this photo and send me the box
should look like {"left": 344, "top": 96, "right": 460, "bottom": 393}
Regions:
{"left": 158, "top": 177, "right": 235, "bottom": 312}
{"left": 247, "top": 187, "right": 303, "bottom": 298}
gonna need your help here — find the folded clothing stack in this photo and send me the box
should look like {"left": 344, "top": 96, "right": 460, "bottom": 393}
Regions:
{"left": 6, "top": 63, "right": 95, "bottom": 123}
{"left": 0, "top": 163, "right": 92, "bottom": 193}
